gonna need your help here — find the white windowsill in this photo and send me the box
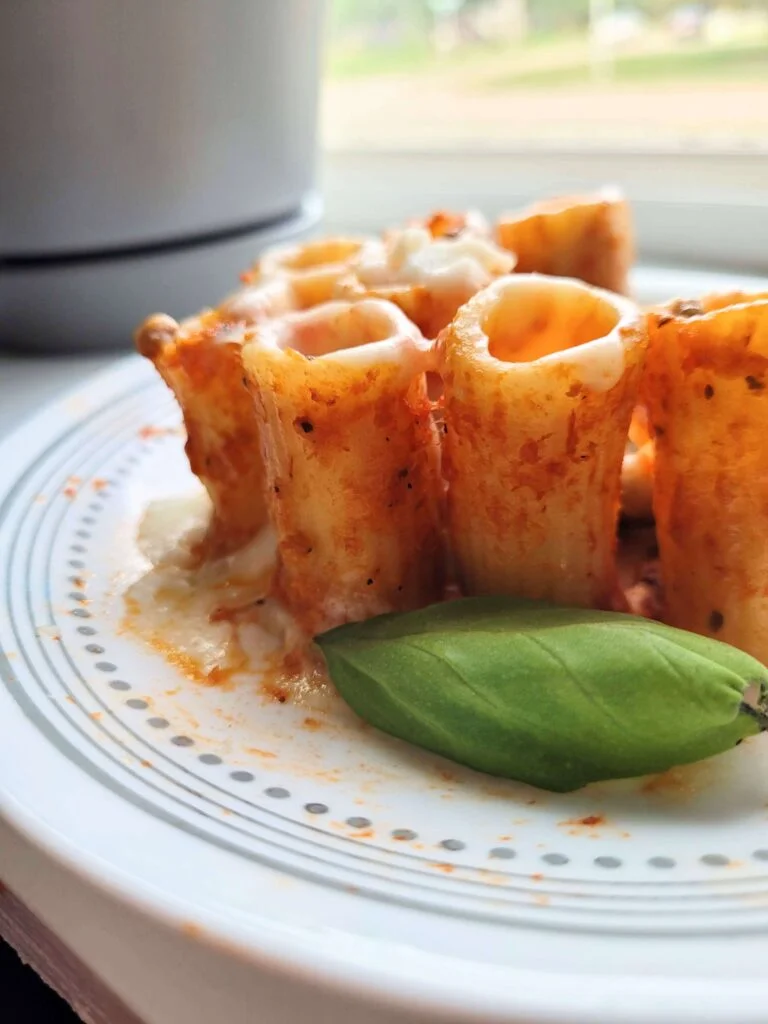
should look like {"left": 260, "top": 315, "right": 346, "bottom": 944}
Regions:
{"left": 322, "top": 149, "right": 768, "bottom": 273}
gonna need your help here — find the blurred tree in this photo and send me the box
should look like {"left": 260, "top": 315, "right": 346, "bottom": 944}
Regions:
{"left": 332, "top": 0, "right": 520, "bottom": 34}
{"left": 331, "top": 0, "right": 431, "bottom": 31}
{"left": 331, "top": 0, "right": 755, "bottom": 36}
{"left": 527, "top": 0, "right": 589, "bottom": 33}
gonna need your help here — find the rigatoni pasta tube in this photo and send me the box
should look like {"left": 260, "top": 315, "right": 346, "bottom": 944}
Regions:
{"left": 644, "top": 297, "right": 768, "bottom": 662}
{"left": 496, "top": 189, "right": 633, "bottom": 296}
{"left": 135, "top": 277, "right": 294, "bottom": 558}
{"left": 242, "top": 299, "right": 443, "bottom": 635}
{"left": 439, "top": 274, "right": 647, "bottom": 608}
{"left": 618, "top": 291, "right": 768, "bottom": 523}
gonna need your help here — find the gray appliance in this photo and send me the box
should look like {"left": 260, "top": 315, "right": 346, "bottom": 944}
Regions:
{"left": 0, "top": 0, "right": 324, "bottom": 350}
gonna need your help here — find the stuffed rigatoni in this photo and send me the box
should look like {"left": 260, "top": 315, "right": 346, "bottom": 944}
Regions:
{"left": 496, "top": 189, "right": 633, "bottom": 296}
{"left": 337, "top": 228, "right": 514, "bottom": 339}
{"left": 644, "top": 295, "right": 768, "bottom": 663}
{"left": 135, "top": 277, "right": 294, "bottom": 558}
{"left": 242, "top": 299, "right": 443, "bottom": 635}
{"left": 439, "top": 274, "right": 647, "bottom": 609}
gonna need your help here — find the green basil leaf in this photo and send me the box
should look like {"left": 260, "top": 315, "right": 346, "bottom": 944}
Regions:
{"left": 315, "top": 597, "right": 768, "bottom": 792}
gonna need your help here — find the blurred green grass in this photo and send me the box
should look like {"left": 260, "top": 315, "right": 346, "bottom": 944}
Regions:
{"left": 328, "top": 40, "right": 434, "bottom": 77}
{"left": 328, "top": 36, "right": 768, "bottom": 88}
{"left": 488, "top": 42, "right": 768, "bottom": 89}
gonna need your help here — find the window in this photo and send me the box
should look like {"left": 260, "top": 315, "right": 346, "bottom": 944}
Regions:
{"left": 321, "top": 1, "right": 768, "bottom": 272}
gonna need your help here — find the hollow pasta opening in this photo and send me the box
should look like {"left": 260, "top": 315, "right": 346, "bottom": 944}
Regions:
{"left": 484, "top": 281, "right": 620, "bottom": 364}
{"left": 274, "top": 238, "right": 366, "bottom": 272}
{"left": 281, "top": 302, "right": 405, "bottom": 358}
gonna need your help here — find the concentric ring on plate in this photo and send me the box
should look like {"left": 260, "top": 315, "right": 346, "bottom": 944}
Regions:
{"left": 3, "top": 374, "right": 768, "bottom": 935}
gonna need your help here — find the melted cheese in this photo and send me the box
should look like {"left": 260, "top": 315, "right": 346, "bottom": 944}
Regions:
{"left": 355, "top": 227, "right": 514, "bottom": 297}
{"left": 126, "top": 492, "right": 335, "bottom": 708}
{"left": 455, "top": 273, "right": 641, "bottom": 392}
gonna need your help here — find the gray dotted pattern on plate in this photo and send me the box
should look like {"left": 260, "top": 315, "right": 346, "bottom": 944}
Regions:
{"left": 61, "top": 467, "right": 745, "bottom": 875}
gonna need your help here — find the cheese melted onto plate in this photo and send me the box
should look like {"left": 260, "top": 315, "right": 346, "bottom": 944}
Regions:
{"left": 124, "top": 490, "right": 335, "bottom": 710}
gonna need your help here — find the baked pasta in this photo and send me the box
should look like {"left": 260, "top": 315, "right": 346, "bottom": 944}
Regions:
{"left": 496, "top": 189, "right": 633, "bottom": 295}
{"left": 130, "top": 191, "right": 768, "bottom": 762}
{"left": 439, "top": 273, "right": 647, "bottom": 609}
{"left": 644, "top": 294, "right": 768, "bottom": 662}
{"left": 242, "top": 299, "right": 443, "bottom": 635}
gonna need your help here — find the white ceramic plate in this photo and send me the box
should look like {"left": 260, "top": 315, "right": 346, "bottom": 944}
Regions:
{"left": 3, "top": 267, "right": 768, "bottom": 1024}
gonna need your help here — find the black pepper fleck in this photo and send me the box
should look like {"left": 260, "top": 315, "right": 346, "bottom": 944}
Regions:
{"left": 398, "top": 468, "right": 409, "bottom": 478}
{"left": 274, "top": 485, "right": 280, "bottom": 494}
{"left": 366, "top": 578, "right": 374, "bottom": 586}
{"left": 746, "top": 375, "right": 765, "bottom": 391}
{"left": 704, "top": 385, "right": 714, "bottom": 399}
{"left": 299, "top": 420, "right": 314, "bottom": 433}
{"left": 709, "top": 609, "right": 725, "bottom": 632}
{"left": 406, "top": 482, "right": 413, "bottom": 489}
